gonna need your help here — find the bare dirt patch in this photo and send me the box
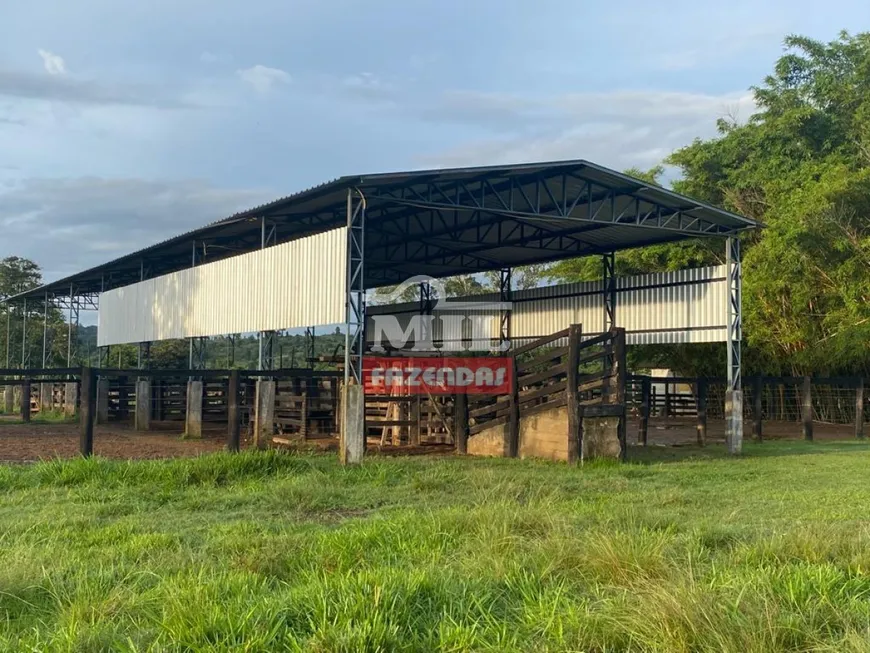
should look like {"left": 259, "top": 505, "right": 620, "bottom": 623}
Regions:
{"left": 0, "top": 422, "right": 228, "bottom": 462}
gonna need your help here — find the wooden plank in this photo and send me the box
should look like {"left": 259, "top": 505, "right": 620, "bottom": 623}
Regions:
{"left": 469, "top": 399, "right": 510, "bottom": 419}
{"left": 516, "top": 347, "right": 569, "bottom": 374}
{"left": 510, "top": 328, "right": 571, "bottom": 356}
{"left": 518, "top": 363, "right": 567, "bottom": 388}
{"left": 470, "top": 415, "right": 509, "bottom": 435}
{"left": 523, "top": 395, "right": 568, "bottom": 419}
{"left": 518, "top": 380, "right": 568, "bottom": 404}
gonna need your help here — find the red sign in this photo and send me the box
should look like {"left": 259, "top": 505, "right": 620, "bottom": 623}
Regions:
{"left": 363, "top": 357, "right": 512, "bottom": 395}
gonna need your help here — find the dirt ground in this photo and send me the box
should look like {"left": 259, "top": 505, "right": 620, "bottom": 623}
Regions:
{"left": 0, "top": 419, "right": 229, "bottom": 462}
{"left": 628, "top": 417, "right": 859, "bottom": 446}
{"left": 0, "top": 415, "right": 861, "bottom": 463}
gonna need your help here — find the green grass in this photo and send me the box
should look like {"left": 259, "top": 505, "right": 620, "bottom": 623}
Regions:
{"left": 2, "top": 442, "right": 870, "bottom": 651}
{"left": 0, "top": 409, "right": 76, "bottom": 424}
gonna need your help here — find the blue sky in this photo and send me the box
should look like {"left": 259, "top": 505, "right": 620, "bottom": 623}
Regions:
{"left": 1, "top": 0, "right": 868, "bottom": 282}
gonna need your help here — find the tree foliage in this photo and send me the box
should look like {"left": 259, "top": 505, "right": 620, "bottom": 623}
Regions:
{"left": 551, "top": 31, "right": 870, "bottom": 376}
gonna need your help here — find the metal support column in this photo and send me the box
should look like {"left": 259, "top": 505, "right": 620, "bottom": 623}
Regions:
{"left": 257, "top": 217, "right": 278, "bottom": 371}
{"left": 259, "top": 331, "right": 275, "bottom": 371}
{"left": 21, "top": 298, "right": 27, "bottom": 368}
{"left": 137, "top": 342, "right": 151, "bottom": 370}
{"left": 4, "top": 301, "right": 10, "bottom": 368}
{"left": 499, "top": 268, "right": 512, "bottom": 350}
{"left": 419, "top": 281, "right": 434, "bottom": 350}
{"left": 189, "top": 337, "right": 207, "bottom": 371}
{"left": 66, "top": 284, "right": 80, "bottom": 366}
{"left": 305, "top": 327, "right": 315, "bottom": 367}
{"left": 344, "top": 188, "right": 366, "bottom": 384}
{"left": 725, "top": 236, "right": 743, "bottom": 455}
{"left": 42, "top": 292, "right": 49, "bottom": 368}
{"left": 602, "top": 252, "right": 616, "bottom": 333}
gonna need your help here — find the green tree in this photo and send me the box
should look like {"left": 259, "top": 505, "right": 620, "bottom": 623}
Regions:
{"left": 0, "top": 257, "right": 69, "bottom": 368}
{"left": 551, "top": 31, "right": 870, "bottom": 376}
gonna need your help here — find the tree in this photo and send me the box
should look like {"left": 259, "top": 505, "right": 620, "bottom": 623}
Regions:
{"left": 550, "top": 31, "right": 870, "bottom": 376}
{"left": 0, "top": 257, "right": 69, "bottom": 368}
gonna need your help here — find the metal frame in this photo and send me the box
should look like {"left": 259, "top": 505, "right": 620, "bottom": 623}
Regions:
{"left": 137, "top": 342, "right": 151, "bottom": 370}
{"left": 499, "top": 268, "right": 512, "bottom": 347}
{"left": 345, "top": 188, "right": 366, "bottom": 383}
{"left": 602, "top": 252, "right": 616, "bottom": 333}
{"left": 304, "top": 327, "right": 315, "bottom": 367}
{"left": 189, "top": 336, "right": 207, "bottom": 371}
{"left": 259, "top": 331, "right": 276, "bottom": 371}
{"left": 8, "top": 161, "right": 758, "bottom": 304}
{"left": 726, "top": 237, "right": 742, "bottom": 391}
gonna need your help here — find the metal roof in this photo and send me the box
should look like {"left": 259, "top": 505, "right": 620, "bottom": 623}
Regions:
{"left": 6, "top": 159, "right": 760, "bottom": 303}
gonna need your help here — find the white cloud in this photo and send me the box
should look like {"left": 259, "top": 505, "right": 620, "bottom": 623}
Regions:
{"left": 237, "top": 65, "right": 291, "bottom": 93}
{"left": 37, "top": 49, "right": 66, "bottom": 76}
{"left": 421, "top": 89, "right": 757, "bottom": 171}
{"left": 0, "top": 177, "right": 272, "bottom": 282}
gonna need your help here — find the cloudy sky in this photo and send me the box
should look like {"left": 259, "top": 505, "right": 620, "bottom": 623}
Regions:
{"left": 1, "top": 0, "right": 867, "bottom": 284}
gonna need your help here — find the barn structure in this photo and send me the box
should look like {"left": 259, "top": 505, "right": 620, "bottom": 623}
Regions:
{"left": 2, "top": 160, "right": 759, "bottom": 459}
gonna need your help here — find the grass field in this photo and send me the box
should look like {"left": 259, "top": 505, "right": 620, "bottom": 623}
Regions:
{"left": 2, "top": 442, "right": 870, "bottom": 651}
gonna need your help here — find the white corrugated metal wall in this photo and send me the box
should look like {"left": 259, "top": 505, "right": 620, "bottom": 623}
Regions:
{"left": 367, "top": 265, "right": 727, "bottom": 346}
{"left": 98, "top": 227, "right": 347, "bottom": 346}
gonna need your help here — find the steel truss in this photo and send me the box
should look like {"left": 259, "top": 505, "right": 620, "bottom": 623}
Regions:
{"left": 361, "top": 173, "right": 738, "bottom": 285}
{"left": 259, "top": 331, "right": 276, "bottom": 371}
{"left": 602, "top": 252, "right": 616, "bottom": 333}
{"left": 189, "top": 337, "right": 207, "bottom": 371}
{"left": 726, "top": 237, "right": 742, "bottom": 392}
{"left": 304, "top": 328, "right": 315, "bottom": 367}
{"left": 345, "top": 188, "right": 366, "bottom": 384}
{"left": 499, "top": 268, "right": 512, "bottom": 348}
{"left": 137, "top": 342, "right": 151, "bottom": 370}
{"left": 419, "top": 280, "right": 434, "bottom": 349}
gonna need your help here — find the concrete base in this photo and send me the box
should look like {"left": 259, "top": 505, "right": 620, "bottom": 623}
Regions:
{"left": 186, "top": 380, "right": 203, "bottom": 438}
{"left": 64, "top": 382, "right": 78, "bottom": 417}
{"left": 3, "top": 385, "right": 12, "bottom": 414}
{"left": 725, "top": 389, "right": 744, "bottom": 454}
{"left": 96, "top": 378, "right": 110, "bottom": 424}
{"left": 339, "top": 384, "right": 365, "bottom": 465}
{"left": 254, "top": 380, "right": 275, "bottom": 449}
{"left": 135, "top": 379, "right": 151, "bottom": 431}
{"left": 581, "top": 416, "right": 622, "bottom": 462}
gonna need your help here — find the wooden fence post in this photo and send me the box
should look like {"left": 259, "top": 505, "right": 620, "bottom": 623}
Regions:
{"left": 752, "top": 375, "right": 763, "bottom": 441}
{"left": 614, "top": 328, "right": 627, "bottom": 460}
{"left": 506, "top": 356, "right": 520, "bottom": 458}
{"left": 454, "top": 393, "right": 468, "bottom": 454}
{"left": 21, "top": 379, "right": 31, "bottom": 423}
{"left": 227, "top": 369, "right": 240, "bottom": 452}
{"left": 410, "top": 395, "right": 421, "bottom": 446}
{"left": 856, "top": 378, "right": 864, "bottom": 440}
{"left": 79, "top": 367, "right": 95, "bottom": 457}
{"left": 696, "top": 378, "right": 707, "bottom": 447}
{"left": 664, "top": 382, "right": 671, "bottom": 418}
{"left": 639, "top": 376, "right": 651, "bottom": 446}
{"left": 802, "top": 376, "right": 813, "bottom": 441}
{"left": 566, "top": 324, "right": 582, "bottom": 464}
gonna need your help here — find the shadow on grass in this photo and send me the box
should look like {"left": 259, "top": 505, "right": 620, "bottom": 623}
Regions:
{"left": 628, "top": 439, "right": 870, "bottom": 465}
